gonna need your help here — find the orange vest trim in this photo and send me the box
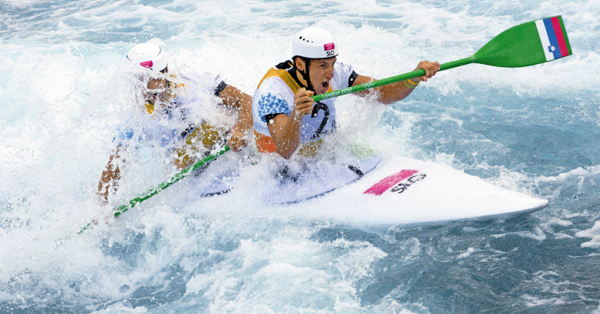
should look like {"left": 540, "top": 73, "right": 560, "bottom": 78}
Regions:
{"left": 255, "top": 130, "right": 277, "bottom": 153}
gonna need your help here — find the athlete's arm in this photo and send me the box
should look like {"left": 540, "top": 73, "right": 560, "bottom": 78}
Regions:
{"left": 353, "top": 60, "right": 440, "bottom": 105}
{"left": 218, "top": 85, "right": 253, "bottom": 151}
{"left": 97, "top": 145, "right": 124, "bottom": 205}
{"left": 267, "top": 88, "right": 314, "bottom": 159}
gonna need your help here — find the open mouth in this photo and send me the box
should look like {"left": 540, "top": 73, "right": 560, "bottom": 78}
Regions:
{"left": 321, "top": 81, "right": 329, "bottom": 90}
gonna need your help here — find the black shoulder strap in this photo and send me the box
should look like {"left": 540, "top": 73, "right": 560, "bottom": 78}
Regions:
{"left": 214, "top": 81, "right": 228, "bottom": 97}
{"left": 348, "top": 70, "right": 359, "bottom": 87}
{"left": 275, "top": 60, "right": 293, "bottom": 70}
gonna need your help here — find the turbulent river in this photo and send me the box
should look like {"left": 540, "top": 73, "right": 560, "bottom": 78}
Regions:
{"left": 1, "top": 0, "right": 599, "bottom": 313}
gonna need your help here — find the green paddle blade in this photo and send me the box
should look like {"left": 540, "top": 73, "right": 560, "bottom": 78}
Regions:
{"left": 313, "top": 16, "right": 572, "bottom": 102}
{"left": 474, "top": 15, "right": 573, "bottom": 67}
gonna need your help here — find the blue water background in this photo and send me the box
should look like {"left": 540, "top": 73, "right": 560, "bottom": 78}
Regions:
{"left": 1, "top": 0, "right": 599, "bottom": 313}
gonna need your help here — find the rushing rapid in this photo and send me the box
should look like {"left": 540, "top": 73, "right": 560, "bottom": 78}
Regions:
{"left": 1, "top": 1, "right": 599, "bottom": 313}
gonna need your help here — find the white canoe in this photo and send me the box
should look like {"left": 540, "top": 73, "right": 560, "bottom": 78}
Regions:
{"left": 187, "top": 154, "right": 547, "bottom": 226}
{"left": 260, "top": 155, "right": 548, "bottom": 226}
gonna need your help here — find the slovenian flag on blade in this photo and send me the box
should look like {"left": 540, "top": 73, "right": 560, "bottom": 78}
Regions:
{"left": 535, "top": 16, "right": 572, "bottom": 61}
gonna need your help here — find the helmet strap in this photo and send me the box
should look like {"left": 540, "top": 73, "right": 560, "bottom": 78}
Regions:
{"left": 293, "top": 57, "right": 315, "bottom": 93}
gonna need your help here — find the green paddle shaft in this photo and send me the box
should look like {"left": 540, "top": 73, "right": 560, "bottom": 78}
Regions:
{"left": 312, "top": 15, "right": 572, "bottom": 102}
{"left": 113, "top": 145, "right": 231, "bottom": 217}
{"left": 312, "top": 57, "right": 475, "bottom": 102}
{"left": 71, "top": 145, "right": 230, "bottom": 237}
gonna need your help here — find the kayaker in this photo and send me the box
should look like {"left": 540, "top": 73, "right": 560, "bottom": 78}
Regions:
{"left": 97, "top": 42, "right": 253, "bottom": 204}
{"left": 252, "top": 27, "right": 440, "bottom": 159}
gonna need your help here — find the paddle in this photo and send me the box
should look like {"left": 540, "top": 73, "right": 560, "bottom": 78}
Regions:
{"left": 113, "top": 145, "right": 231, "bottom": 217}
{"left": 66, "top": 145, "right": 231, "bottom": 239}
{"left": 312, "top": 15, "right": 572, "bottom": 102}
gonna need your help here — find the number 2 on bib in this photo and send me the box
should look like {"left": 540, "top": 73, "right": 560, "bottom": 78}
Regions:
{"left": 310, "top": 102, "right": 332, "bottom": 140}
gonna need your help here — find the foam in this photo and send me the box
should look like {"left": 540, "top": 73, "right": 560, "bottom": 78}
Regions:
{"left": 575, "top": 221, "right": 600, "bottom": 249}
{"left": 1, "top": 0, "right": 599, "bottom": 312}
{"left": 491, "top": 226, "right": 547, "bottom": 241}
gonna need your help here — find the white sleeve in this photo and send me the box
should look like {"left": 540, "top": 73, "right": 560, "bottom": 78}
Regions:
{"left": 331, "top": 61, "right": 358, "bottom": 91}
{"left": 252, "top": 77, "right": 294, "bottom": 123}
{"left": 180, "top": 72, "right": 225, "bottom": 97}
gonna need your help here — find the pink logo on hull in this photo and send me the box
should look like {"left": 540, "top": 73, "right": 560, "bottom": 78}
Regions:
{"left": 323, "top": 43, "right": 335, "bottom": 51}
{"left": 140, "top": 60, "right": 153, "bottom": 68}
{"left": 364, "top": 169, "right": 418, "bottom": 195}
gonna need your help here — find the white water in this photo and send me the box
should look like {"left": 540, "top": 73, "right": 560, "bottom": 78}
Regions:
{"left": 1, "top": 0, "right": 600, "bottom": 313}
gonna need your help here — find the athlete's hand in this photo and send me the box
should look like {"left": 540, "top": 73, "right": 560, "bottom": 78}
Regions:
{"left": 412, "top": 60, "right": 441, "bottom": 82}
{"left": 292, "top": 88, "right": 314, "bottom": 120}
{"left": 227, "top": 128, "right": 248, "bottom": 152}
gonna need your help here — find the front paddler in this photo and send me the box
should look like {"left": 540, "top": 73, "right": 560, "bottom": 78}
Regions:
{"left": 252, "top": 26, "right": 440, "bottom": 159}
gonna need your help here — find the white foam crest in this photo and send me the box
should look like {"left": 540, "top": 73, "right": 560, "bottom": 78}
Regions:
{"left": 332, "top": 238, "right": 387, "bottom": 282}
{"left": 540, "top": 218, "right": 574, "bottom": 239}
{"left": 4, "top": 0, "right": 598, "bottom": 54}
{"left": 1, "top": 0, "right": 599, "bottom": 311}
{"left": 492, "top": 166, "right": 541, "bottom": 195}
{"left": 538, "top": 164, "right": 600, "bottom": 183}
{"left": 522, "top": 294, "right": 567, "bottom": 307}
{"left": 179, "top": 222, "right": 395, "bottom": 313}
{"left": 0, "top": 122, "right": 46, "bottom": 172}
{"left": 457, "top": 247, "right": 477, "bottom": 259}
{"left": 498, "top": 52, "right": 600, "bottom": 98}
{"left": 0, "top": 41, "right": 173, "bottom": 307}
{"left": 5, "top": 0, "right": 597, "bottom": 102}
{"left": 1, "top": 0, "right": 40, "bottom": 8}
{"left": 575, "top": 221, "right": 600, "bottom": 249}
{"left": 491, "top": 226, "right": 547, "bottom": 241}
{"left": 92, "top": 303, "right": 149, "bottom": 314}
{"left": 522, "top": 269, "right": 599, "bottom": 308}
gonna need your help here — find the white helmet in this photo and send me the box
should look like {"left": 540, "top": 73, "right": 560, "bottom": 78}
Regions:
{"left": 292, "top": 27, "right": 338, "bottom": 59}
{"left": 126, "top": 43, "right": 168, "bottom": 72}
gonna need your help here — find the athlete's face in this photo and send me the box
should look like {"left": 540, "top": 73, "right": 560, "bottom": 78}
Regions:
{"left": 307, "top": 57, "right": 336, "bottom": 95}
